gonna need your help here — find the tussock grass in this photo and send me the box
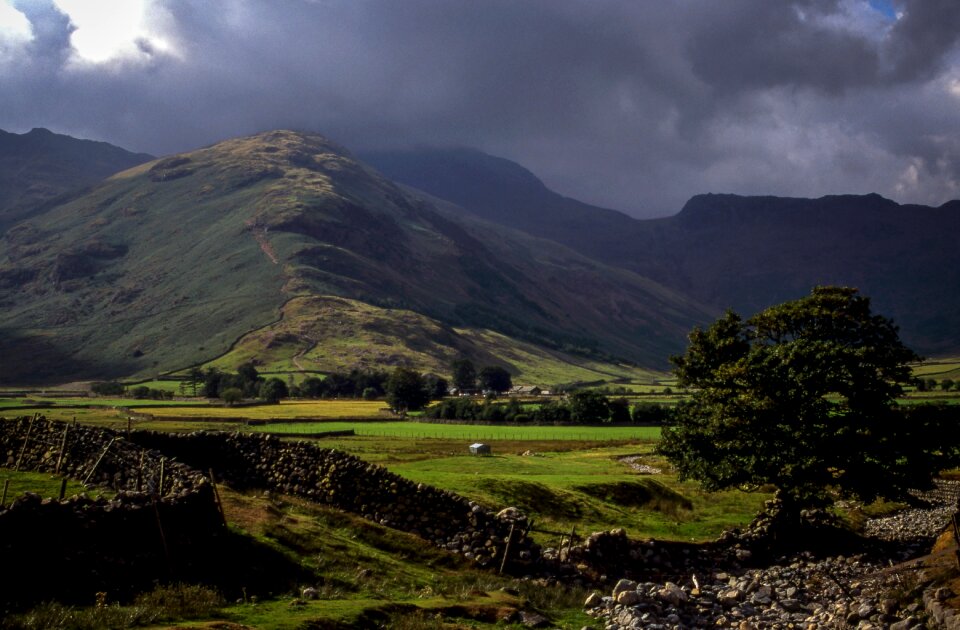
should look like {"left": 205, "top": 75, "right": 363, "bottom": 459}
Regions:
{"left": 2, "top": 584, "right": 223, "bottom": 630}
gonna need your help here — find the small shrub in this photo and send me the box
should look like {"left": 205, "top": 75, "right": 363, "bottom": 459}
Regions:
{"left": 221, "top": 387, "right": 242, "bottom": 405}
{"left": 91, "top": 381, "right": 125, "bottom": 396}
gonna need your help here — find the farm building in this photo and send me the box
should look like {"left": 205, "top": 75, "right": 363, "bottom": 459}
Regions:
{"left": 469, "top": 443, "right": 491, "bottom": 456}
{"left": 509, "top": 385, "right": 542, "bottom": 396}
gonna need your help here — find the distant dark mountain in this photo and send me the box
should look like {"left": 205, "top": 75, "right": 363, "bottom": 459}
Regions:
{"left": 365, "top": 148, "right": 960, "bottom": 356}
{"left": 0, "top": 130, "right": 710, "bottom": 383}
{"left": 0, "top": 127, "right": 153, "bottom": 228}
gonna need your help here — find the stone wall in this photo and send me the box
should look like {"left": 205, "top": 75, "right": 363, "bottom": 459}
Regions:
{"left": 0, "top": 418, "right": 537, "bottom": 610}
{"left": 128, "top": 430, "right": 538, "bottom": 567}
{"left": 0, "top": 418, "right": 228, "bottom": 610}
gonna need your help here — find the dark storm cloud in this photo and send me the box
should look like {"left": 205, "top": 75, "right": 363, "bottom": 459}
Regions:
{"left": 1, "top": 0, "right": 958, "bottom": 216}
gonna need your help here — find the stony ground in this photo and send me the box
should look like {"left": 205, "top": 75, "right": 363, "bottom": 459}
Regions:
{"left": 584, "top": 481, "right": 960, "bottom": 629}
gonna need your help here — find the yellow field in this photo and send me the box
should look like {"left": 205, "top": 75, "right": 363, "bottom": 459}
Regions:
{"left": 912, "top": 357, "right": 960, "bottom": 380}
{"left": 131, "top": 399, "right": 390, "bottom": 420}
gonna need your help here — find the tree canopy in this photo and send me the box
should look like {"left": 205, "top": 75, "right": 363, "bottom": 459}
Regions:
{"left": 657, "top": 286, "right": 951, "bottom": 508}
{"left": 478, "top": 365, "right": 512, "bottom": 394}
{"left": 451, "top": 358, "right": 477, "bottom": 392}
{"left": 386, "top": 367, "right": 430, "bottom": 413}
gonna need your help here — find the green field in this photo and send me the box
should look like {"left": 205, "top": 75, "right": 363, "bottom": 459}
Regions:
{"left": 255, "top": 420, "right": 660, "bottom": 442}
{"left": 0, "top": 470, "right": 90, "bottom": 506}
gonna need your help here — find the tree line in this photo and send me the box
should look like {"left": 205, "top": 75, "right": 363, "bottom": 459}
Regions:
{"left": 425, "top": 393, "right": 674, "bottom": 425}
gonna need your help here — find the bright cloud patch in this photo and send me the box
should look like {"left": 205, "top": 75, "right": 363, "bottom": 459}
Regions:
{"left": 0, "top": 1, "right": 31, "bottom": 44}
{"left": 53, "top": 0, "right": 170, "bottom": 64}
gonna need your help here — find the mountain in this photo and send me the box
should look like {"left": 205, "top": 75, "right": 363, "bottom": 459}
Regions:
{"left": 0, "top": 130, "right": 712, "bottom": 384}
{"left": 364, "top": 148, "right": 960, "bottom": 356}
{"left": 0, "top": 127, "right": 154, "bottom": 229}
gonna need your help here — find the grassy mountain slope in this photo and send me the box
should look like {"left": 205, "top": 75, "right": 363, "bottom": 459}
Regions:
{"left": 208, "top": 295, "right": 662, "bottom": 385}
{"left": 0, "top": 127, "right": 153, "bottom": 228}
{"left": 0, "top": 130, "right": 710, "bottom": 384}
{"left": 365, "top": 148, "right": 960, "bottom": 355}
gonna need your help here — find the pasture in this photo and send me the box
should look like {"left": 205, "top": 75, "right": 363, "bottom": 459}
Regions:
{"left": 253, "top": 420, "right": 661, "bottom": 441}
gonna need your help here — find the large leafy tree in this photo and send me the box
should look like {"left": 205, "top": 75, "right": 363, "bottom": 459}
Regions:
{"left": 478, "top": 366, "right": 513, "bottom": 394}
{"left": 657, "top": 286, "right": 949, "bottom": 509}
{"left": 451, "top": 358, "right": 477, "bottom": 392}
{"left": 386, "top": 367, "right": 430, "bottom": 413}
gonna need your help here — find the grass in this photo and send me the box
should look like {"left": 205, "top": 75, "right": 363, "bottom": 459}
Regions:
{"left": 0, "top": 470, "right": 89, "bottom": 505}
{"left": 3, "top": 584, "right": 224, "bottom": 630}
{"left": 253, "top": 421, "right": 661, "bottom": 441}
{"left": 132, "top": 400, "right": 390, "bottom": 420}
{"left": 911, "top": 356, "right": 960, "bottom": 380}
{"left": 0, "top": 414, "right": 761, "bottom": 628}
{"left": 206, "top": 295, "right": 669, "bottom": 389}
{"left": 376, "top": 443, "right": 765, "bottom": 543}
{"left": 0, "top": 397, "right": 208, "bottom": 409}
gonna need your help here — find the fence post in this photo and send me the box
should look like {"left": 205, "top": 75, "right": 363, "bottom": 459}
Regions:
{"left": 14, "top": 416, "right": 36, "bottom": 471}
{"left": 0, "top": 479, "right": 8, "bottom": 508}
{"left": 54, "top": 423, "right": 70, "bottom": 475}
{"left": 58, "top": 477, "right": 68, "bottom": 501}
{"left": 209, "top": 468, "right": 228, "bottom": 528}
{"left": 83, "top": 437, "right": 117, "bottom": 486}
{"left": 136, "top": 450, "right": 145, "bottom": 492}
{"left": 158, "top": 458, "right": 165, "bottom": 497}
{"left": 499, "top": 522, "right": 516, "bottom": 575}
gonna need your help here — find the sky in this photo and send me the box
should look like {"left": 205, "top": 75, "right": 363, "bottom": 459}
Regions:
{"left": 1, "top": 0, "right": 958, "bottom": 217}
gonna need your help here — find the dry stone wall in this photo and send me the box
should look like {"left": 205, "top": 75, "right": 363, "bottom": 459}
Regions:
{"left": 0, "top": 418, "right": 227, "bottom": 611}
{"left": 0, "top": 418, "right": 537, "bottom": 610}
{"left": 129, "top": 430, "right": 538, "bottom": 567}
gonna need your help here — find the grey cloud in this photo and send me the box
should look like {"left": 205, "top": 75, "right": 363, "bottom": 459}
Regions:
{"left": 886, "top": 0, "right": 960, "bottom": 81}
{"left": 0, "top": 0, "right": 958, "bottom": 216}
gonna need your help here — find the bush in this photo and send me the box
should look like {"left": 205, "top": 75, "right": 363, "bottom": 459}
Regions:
{"left": 631, "top": 402, "right": 673, "bottom": 425}
{"left": 221, "top": 387, "right": 242, "bottom": 405}
{"left": 90, "top": 381, "right": 125, "bottom": 396}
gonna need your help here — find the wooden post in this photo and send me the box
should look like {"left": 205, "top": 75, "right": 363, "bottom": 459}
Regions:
{"left": 1, "top": 479, "right": 9, "bottom": 508}
{"left": 54, "top": 424, "right": 70, "bottom": 475}
{"left": 82, "top": 437, "right": 117, "bottom": 486}
{"left": 158, "top": 458, "right": 165, "bottom": 497}
{"left": 565, "top": 525, "right": 576, "bottom": 560}
{"left": 126, "top": 416, "right": 132, "bottom": 436}
{"left": 136, "top": 450, "right": 145, "bottom": 492}
{"left": 209, "top": 468, "right": 228, "bottom": 528}
{"left": 499, "top": 522, "right": 516, "bottom": 575}
{"left": 58, "top": 477, "right": 68, "bottom": 501}
{"left": 953, "top": 514, "right": 960, "bottom": 570}
{"left": 14, "top": 416, "right": 35, "bottom": 471}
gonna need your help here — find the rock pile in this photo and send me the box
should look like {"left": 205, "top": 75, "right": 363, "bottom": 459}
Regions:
{"left": 866, "top": 480, "right": 960, "bottom": 546}
{"left": 586, "top": 551, "right": 931, "bottom": 629}
{"left": 584, "top": 482, "right": 960, "bottom": 629}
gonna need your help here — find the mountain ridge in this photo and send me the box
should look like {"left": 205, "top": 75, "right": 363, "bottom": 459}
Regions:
{"left": 0, "top": 127, "right": 154, "bottom": 229}
{"left": 365, "top": 147, "right": 960, "bottom": 356}
{"left": 0, "top": 130, "right": 711, "bottom": 383}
